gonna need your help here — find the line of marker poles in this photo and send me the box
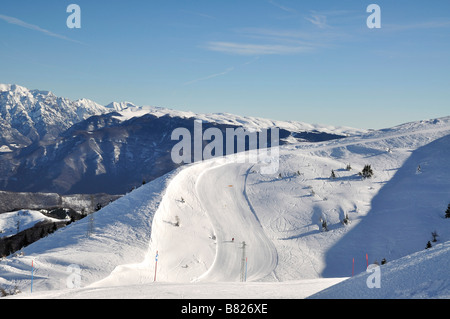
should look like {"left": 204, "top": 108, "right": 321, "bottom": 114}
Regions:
{"left": 29, "top": 252, "right": 371, "bottom": 288}
{"left": 352, "top": 254, "right": 370, "bottom": 277}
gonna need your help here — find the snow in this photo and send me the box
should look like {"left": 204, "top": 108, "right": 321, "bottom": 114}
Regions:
{"left": 1, "top": 115, "right": 450, "bottom": 299}
{"left": 0, "top": 83, "right": 112, "bottom": 148}
{"left": 0, "top": 171, "right": 175, "bottom": 293}
{"left": 0, "top": 84, "right": 28, "bottom": 94}
{"left": 7, "top": 278, "right": 347, "bottom": 299}
{"left": 109, "top": 103, "right": 366, "bottom": 137}
{"left": 106, "top": 101, "right": 139, "bottom": 112}
{"left": 0, "top": 145, "right": 13, "bottom": 153}
{"left": 0, "top": 210, "right": 61, "bottom": 238}
{"left": 310, "top": 241, "right": 450, "bottom": 299}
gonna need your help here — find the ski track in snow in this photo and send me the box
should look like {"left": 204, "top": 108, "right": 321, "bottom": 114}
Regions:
{"left": 195, "top": 162, "right": 278, "bottom": 282}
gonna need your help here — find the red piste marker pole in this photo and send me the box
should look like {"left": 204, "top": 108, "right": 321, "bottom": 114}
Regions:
{"left": 366, "top": 253, "right": 369, "bottom": 268}
{"left": 352, "top": 258, "right": 354, "bottom": 277}
{"left": 154, "top": 251, "right": 159, "bottom": 282}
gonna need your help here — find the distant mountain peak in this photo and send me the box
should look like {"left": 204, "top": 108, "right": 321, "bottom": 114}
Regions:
{"left": 0, "top": 84, "right": 111, "bottom": 146}
{"left": 0, "top": 83, "right": 28, "bottom": 93}
{"left": 106, "top": 101, "right": 138, "bottom": 112}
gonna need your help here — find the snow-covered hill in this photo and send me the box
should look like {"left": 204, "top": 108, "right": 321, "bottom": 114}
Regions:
{"left": 310, "top": 241, "right": 450, "bottom": 299}
{"left": 0, "top": 210, "right": 62, "bottom": 239}
{"left": 1, "top": 114, "right": 449, "bottom": 299}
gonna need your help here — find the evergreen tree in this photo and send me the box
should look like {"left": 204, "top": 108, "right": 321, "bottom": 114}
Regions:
{"left": 445, "top": 204, "right": 450, "bottom": 219}
{"left": 359, "top": 165, "right": 374, "bottom": 179}
{"left": 320, "top": 217, "right": 328, "bottom": 232}
{"left": 426, "top": 241, "right": 432, "bottom": 249}
{"left": 330, "top": 170, "right": 336, "bottom": 179}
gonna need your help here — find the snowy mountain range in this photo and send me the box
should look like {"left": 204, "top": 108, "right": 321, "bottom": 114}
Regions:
{"left": 0, "top": 84, "right": 108, "bottom": 147}
{"left": 0, "top": 106, "right": 449, "bottom": 299}
{"left": 0, "top": 84, "right": 363, "bottom": 195}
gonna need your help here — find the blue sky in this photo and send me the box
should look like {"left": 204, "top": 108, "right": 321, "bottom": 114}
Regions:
{"left": 0, "top": 0, "right": 449, "bottom": 129}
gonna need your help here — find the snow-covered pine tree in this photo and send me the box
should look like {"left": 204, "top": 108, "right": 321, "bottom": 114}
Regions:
{"left": 359, "top": 165, "right": 374, "bottom": 179}
{"left": 330, "top": 170, "right": 336, "bottom": 179}
{"left": 320, "top": 217, "right": 328, "bottom": 232}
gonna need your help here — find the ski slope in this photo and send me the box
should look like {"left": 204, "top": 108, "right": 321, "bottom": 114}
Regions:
{"left": 90, "top": 158, "right": 278, "bottom": 286}
{"left": 1, "top": 116, "right": 450, "bottom": 299}
{"left": 195, "top": 163, "right": 278, "bottom": 282}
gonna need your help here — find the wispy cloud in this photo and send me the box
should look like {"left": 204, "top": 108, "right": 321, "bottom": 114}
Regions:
{"left": 183, "top": 67, "right": 235, "bottom": 86}
{"left": 305, "top": 14, "right": 328, "bottom": 29}
{"left": 183, "top": 58, "right": 261, "bottom": 86}
{"left": 267, "top": 0, "right": 297, "bottom": 14}
{"left": 0, "top": 14, "right": 83, "bottom": 44}
{"left": 267, "top": 1, "right": 335, "bottom": 30}
{"left": 202, "top": 4, "right": 357, "bottom": 57}
{"left": 202, "top": 8, "right": 361, "bottom": 57}
{"left": 203, "top": 25, "right": 344, "bottom": 56}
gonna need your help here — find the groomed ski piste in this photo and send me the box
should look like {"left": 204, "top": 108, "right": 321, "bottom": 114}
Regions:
{"left": 1, "top": 116, "right": 450, "bottom": 299}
